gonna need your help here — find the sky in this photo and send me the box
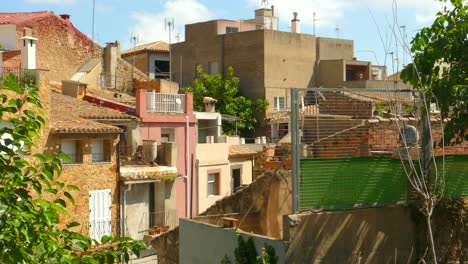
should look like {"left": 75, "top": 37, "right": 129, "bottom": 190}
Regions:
{"left": 3, "top": 0, "right": 447, "bottom": 74}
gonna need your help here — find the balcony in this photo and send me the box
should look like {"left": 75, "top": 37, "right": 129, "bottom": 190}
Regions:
{"left": 0, "top": 67, "right": 39, "bottom": 86}
{"left": 146, "top": 91, "right": 185, "bottom": 113}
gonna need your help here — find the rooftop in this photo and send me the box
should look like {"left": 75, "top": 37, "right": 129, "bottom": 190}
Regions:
{"left": 121, "top": 41, "right": 169, "bottom": 56}
{"left": 229, "top": 145, "right": 257, "bottom": 158}
{"left": 50, "top": 92, "right": 137, "bottom": 134}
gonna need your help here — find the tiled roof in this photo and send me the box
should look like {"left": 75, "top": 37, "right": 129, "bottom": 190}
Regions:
{"left": 50, "top": 116, "right": 122, "bottom": 134}
{"left": 342, "top": 90, "right": 415, "bottom": 103}
{"left": 0, "top": 11, "right": 53, "bottom": 25}
{"left": 51, "top": 92, "right": 137, "bottom": 120}
{"left": 86, "top": 87, "right": 136, "bottom": 107}
{"left": 120, "top": 165, "right": 181, "bottom": 182}
{"left": 229, "top": 145, "right": 257, "bottom": 158}
{"left": 121, "top": 41, "right": 169, "bottom": 55}
{"left": 0, "top": 11, "right": 96, "bottom": 46}
{"left": 50, "top": 92, "right": 137, "bottom": 134}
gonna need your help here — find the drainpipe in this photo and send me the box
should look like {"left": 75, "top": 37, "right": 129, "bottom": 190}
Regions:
{"left": 121, "top": 183, "right": 132, "bottom": 237}
{"left": 185, "top": 115, "right": 191, "bottom": 218}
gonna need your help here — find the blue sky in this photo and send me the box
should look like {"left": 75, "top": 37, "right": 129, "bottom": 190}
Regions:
{"left": 4, "top": 0, "right": 446, "bottom": 74}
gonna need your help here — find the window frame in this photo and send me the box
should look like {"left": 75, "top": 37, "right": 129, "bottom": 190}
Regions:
{"left": 91, "top": 139, "right": 111, "bottom": 164}
{"left": 207, "top": 171, "right": 220, "bottom": 196}
{"left": 60, "top": 140, "right": 83, "bottom": 165}
{"left": 274, "top": 96, "right": 286, "bottom": 111}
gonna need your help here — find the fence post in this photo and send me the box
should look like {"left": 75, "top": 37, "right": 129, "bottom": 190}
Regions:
{"left": 291, "top": 88, "right": 300, "bottom": 213}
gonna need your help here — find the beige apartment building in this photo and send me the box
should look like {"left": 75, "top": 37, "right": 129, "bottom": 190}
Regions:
{"left": 171, "top": 7, "right": 406, "bottom": 138}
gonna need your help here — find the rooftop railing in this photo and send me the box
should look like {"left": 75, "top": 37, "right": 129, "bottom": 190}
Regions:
{"left": 146, "top": 91, "right": 185, "bottom": 113}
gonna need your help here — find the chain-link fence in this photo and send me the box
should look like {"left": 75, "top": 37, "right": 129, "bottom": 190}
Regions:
{"left": 290, "top": 88, "right": 468, "bottom": 212}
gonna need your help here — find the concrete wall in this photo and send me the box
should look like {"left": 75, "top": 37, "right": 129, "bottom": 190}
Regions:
{"left": 179, "top": 219, "right": 286, "bottom": 264}
{"left": 216, "top": 20, "right": 256, "bottom": 34}
{"left": 0, "top": 24, "right": 17, "bottom": 50}
{"left": 125, "top": 183, "right": 151, "bottom": 240}
{"left": 316, "top": 37, "right": 354, "bottom": 61}
{"left": 171, "top": 21, "right": 222, "bottom": 87}
{"left": 318, "top": 59, "right": 345, "bottom": 87}
{"left": 196, "top": 143, "right": 230, "bottom": 213}
{"left": 284, "top": 207, "right": 416, "bottom": 263}
{"left": 79, "top": 61, "right": 101, "bottom": 90}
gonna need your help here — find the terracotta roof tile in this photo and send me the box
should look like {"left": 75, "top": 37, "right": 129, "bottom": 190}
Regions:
{"left": 229, "top": 145, "right": 257, "bottom": 158}
{"left": 120, "top": 165, "right": 181, "bottom": 182}
{"left": 121, "top": 41, "right": 169, "bottom": 55}
{"left": 51, "top": 92, "right": 137, "bottom": 120}
{"left": 50, "top": 92, "right": 137, "bottom": 134}
{"left": 0, "top": 11, "right": 53, "bottom": 25}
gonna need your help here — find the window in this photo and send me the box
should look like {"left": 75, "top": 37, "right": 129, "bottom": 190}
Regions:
{"left": 274, "top": 96, "right": 285, "bottom": 111}
{"left": 226, "top": 27, "right": 239, "bottom": 33}
{"left": 60, "top": 140, "right": 82, "bottom": 164}
{"left": 231, "top": 168, "right": 241, "bottom": 193}
{"left": 92, "top": 140, "right": 111, "bottom": 163}
{"left": 209, "top": 61, "right": 219, "bottom": 76}
{"left": 208, "top": 173, "right": 220, "bottom": 196}
{"left": 154, "top": 60, "right": 170, "bottom": 79}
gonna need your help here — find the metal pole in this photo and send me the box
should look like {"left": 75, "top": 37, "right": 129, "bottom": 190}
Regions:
{"left": 291, "top": 88, "right": 299, "bottom": 213}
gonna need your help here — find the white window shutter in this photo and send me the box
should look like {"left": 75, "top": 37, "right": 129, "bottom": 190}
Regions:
{"left": 89, "top": 189, "right": 112, "bottom": 241}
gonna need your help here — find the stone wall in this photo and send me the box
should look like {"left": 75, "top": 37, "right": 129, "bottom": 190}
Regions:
{"left": 43, "top": 133, "right": 120, "bottom": 236}
{"left": 15, "top": 15, "right": 102, "bottom": 83}
{"left": 152, "top": 227, "right": 179, "bottom": 264}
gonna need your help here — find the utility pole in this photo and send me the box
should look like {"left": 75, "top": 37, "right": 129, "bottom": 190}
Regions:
{"left": 165, "top": 18, "right": 174, "bottom": 82}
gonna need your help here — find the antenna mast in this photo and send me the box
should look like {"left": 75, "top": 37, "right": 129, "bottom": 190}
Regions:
{"left": 130, "top": 33, "right": 139, "bottom": 85}
{"left": 335, "top": 27, "right": 341, "bottom": 38}
{"left": 165, "top": 18, "right": 175, "bottom": 82}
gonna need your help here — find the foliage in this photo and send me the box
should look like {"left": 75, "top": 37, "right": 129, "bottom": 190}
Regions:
{"left": 220, "top": 234, "right": 277, "bottom": 264}
{"left": 401, "top": 0, "right": 467, "bottom": 144}
{"left": 410, "top": 198, "right": 468, "bottom": 263}
{"left": 0, "top": 74, "right": 146, "bottom": 263}
{"left": 182, "top": 66, "right": 268, "bottom": 137}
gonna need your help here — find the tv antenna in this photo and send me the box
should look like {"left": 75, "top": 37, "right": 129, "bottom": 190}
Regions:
{"left": 313, "top": 12, "right": 319, "bottom": 36}
{"left": 261, "top": 0, "right": 269, "bottom": 8}
{"left": 165, "top": 18, "right": 175, "bottom": 81}
{"left": 130, "top": 33, "right": 139, "bottom": 83}
{"left": 335, "top": 27, "right": 341, "bottom": 38}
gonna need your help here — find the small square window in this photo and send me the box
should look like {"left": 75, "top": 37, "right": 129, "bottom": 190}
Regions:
{"left": 92, "top": 139, "right": 111, "bottom": 163}
{"left": 60, "top": 140, "right": 83, "bottom": 164}
{"left": 274, "top": 96, "right": 285, "bottom": 111}
{"left": 208, "top": 173, "right": 220, "bottom": 196}
{"left": 226, "top": 27, "right": 239, "bottom": 33}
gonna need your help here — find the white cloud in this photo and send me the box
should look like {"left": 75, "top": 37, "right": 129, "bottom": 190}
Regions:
{"left": 128, "top": 0, "right": 214, "bottom": 46}
{"left": 24, "top": 0, "right": 76, "bottom": 4}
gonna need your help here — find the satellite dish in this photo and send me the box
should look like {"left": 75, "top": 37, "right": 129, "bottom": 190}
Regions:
{"left": 400, "top": 125, "right": 419, "bottom": 147}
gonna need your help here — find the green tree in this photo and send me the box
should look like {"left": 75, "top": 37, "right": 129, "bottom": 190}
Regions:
{"left": 401, "top": 1, "right": 467, "bottom": 262}
{"left": 0, "top": 75, "right": 146, "bottom": 263}
{"left": 401, "top": 0, "right": 467, "bottom": 144}
{"left": 182, "top": 66, "right": 268, "bottom": 137}
{"left": 227, "top": 234, "right": 277, "bottom": 264}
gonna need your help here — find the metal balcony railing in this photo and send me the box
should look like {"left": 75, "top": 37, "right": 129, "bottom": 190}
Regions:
{"left": 146, "top": 91, "right": 185, "bottom": 113}
{"left": 0, "top": 67, "right": 38, "bottom": 86}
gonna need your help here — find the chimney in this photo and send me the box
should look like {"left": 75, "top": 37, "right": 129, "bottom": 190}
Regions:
{"left": 203, "top": 97, "right": 217, "bottom": 112}
{"left": 60, "top": 14, "right": 70, "bottom": 21}
{"left": 103, "top": 41, "right": 120, "bottom": 88}
{"left": 291, "top": 12, "right": 300, "bottom": 34}
{"left": 19, "top": 36, "right": 37, "bottom": 69}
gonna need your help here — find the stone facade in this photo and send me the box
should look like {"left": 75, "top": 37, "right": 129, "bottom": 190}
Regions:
{"left": 12, "top": 13, "right": 102, "bottom": 82}
{"left": 43, "top": 132, "right": 120, "bottom": 235}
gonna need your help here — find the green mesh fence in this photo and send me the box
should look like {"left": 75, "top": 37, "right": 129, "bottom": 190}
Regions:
{"left": 437, "top": 155, "right": 468, "bottom": 198}
{"left": 299, "top": 155, "right": 468, "bottom": 210}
